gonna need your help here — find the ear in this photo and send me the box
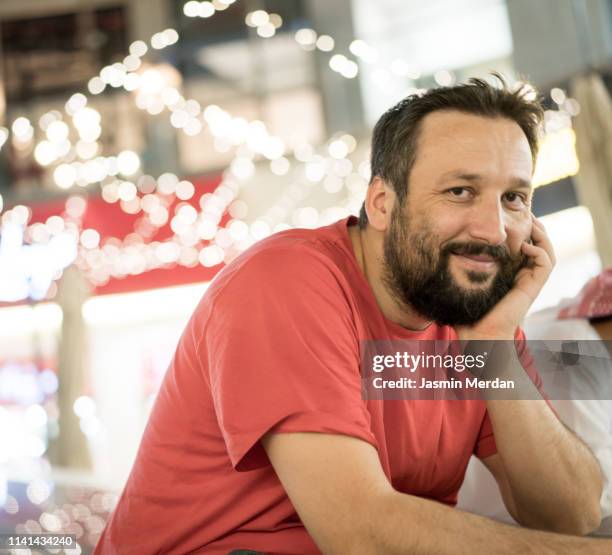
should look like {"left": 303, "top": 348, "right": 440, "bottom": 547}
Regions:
{"left": 365, "top": 176, "right": 395, "bottom": 232}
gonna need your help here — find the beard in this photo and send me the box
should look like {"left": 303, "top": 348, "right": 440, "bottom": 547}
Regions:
{"left": 382, "top": 202, "right": 527, "bottom": 327}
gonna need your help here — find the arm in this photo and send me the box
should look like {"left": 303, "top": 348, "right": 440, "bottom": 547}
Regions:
{"left": 263, "top": 431, "right": 611, "bottom": 554}
{"left": 457, "top": 215, "right": 602, "bottom": 534}
{"left": 481, "top": 409, "right": 603, "bottom": 534}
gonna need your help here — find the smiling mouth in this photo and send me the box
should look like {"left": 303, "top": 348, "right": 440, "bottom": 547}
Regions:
{"left": 451, "top": 252, "right": 497, "bottom": 271}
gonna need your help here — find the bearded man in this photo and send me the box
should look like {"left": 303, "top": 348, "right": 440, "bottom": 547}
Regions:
{"left": 97, "top": 78, "right": 609, "bottom": 554}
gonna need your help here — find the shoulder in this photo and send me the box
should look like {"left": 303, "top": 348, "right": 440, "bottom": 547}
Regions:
{"left": 208, "top": 225, "right": 351, "bottom": 301}
{"left": 188, "top": 222, "right": 360, "bottom": 335}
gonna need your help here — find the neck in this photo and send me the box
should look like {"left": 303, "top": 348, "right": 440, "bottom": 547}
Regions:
{"left": 348, "top": 222, "right": 432, "bottom": 331}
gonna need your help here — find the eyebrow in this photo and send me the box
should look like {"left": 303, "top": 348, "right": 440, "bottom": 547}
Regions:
{"left": 439, "top": 171, "right": 532, "bottom": 190}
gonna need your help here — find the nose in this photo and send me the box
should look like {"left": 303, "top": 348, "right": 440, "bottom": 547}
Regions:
{"left": 467, "top": 198, "right": 508, "bottom": 246}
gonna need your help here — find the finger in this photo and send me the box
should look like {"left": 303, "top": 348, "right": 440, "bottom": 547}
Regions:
{"left": 530, "top": 231, "right": 556, "bottom": 267}
{"left": 529, "top": 221, "right": 556, "bottom": 266}
{"left": 530, "top": 215, "right": 548, "bottom": 238}
{"left": 521, "top": 241, "right": 553, "bottom": 271}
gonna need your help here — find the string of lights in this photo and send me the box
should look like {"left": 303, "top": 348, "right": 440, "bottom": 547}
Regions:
{"left": 0, "top": 0, "right": 582, "bottom": 298}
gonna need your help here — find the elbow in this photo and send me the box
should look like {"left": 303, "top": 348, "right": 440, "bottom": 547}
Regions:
{"left": 572, "top": 502, "right": 602, "bottom": 536}
{"left": 517, "top": 497, "right": 602, "bottom": 536}
{"left": 543, "top": 502, "right": 602, "bottom": 536}
{"left": 567, "top": 481, "right": 604, "bottom": 536}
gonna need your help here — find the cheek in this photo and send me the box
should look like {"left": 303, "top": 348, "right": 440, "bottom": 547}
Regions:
{"left": 426, "top": 215, "right": 463, "bottom": 243}
{"left": 407, "top": 213, "right": 451, "bottom": 258}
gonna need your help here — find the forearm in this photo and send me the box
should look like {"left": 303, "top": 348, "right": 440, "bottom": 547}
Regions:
{"left": 486, "top": 397, "right": 603, "bottom": 533}
{"left": 365, "top": 491, "right": 610, "bottom": 555}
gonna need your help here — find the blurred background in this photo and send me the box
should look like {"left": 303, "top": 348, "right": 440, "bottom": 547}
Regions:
{"left": 0, "top": 0, "right": 611, "bottom": 552}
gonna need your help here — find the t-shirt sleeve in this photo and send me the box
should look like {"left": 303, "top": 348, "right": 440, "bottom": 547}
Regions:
{"left": 475, "top": 328, "right": 557, "bottom": 460}
{"left": 204, "top": 244, "right": 377, "bottom": 471}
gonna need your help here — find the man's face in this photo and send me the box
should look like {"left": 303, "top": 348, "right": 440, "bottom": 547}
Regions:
{"left": 382, "top": 111, "right": 534, "bottom": 326}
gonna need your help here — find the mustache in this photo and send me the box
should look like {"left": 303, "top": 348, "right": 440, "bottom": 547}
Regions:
{"left": 442, "top": 241, "right": 515, "bottom": 263}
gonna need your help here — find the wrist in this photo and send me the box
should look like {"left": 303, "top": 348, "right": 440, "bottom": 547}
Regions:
{"left": 457, "top": 331, "right": 515, "bottom": 341}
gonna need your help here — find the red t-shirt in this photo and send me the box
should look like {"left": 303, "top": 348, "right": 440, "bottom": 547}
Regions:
{"left": 96, "top": 217, "right": 542, "bottom": 554}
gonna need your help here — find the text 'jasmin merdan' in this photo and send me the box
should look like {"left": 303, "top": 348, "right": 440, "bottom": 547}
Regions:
{"left": 371, "top": 352, "right": 487, "bottom": 373}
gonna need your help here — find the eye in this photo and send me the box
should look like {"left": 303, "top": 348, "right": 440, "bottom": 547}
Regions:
{"left": 447, "top": 187, "right": 473, "bottom": 200}
{"left": 503, "top": 191, "right": 528, "bottom": 209}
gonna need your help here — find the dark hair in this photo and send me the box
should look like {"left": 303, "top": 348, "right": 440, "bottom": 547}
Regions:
{"left": 358, "top": 74, "right": 544, "bottom": 228}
